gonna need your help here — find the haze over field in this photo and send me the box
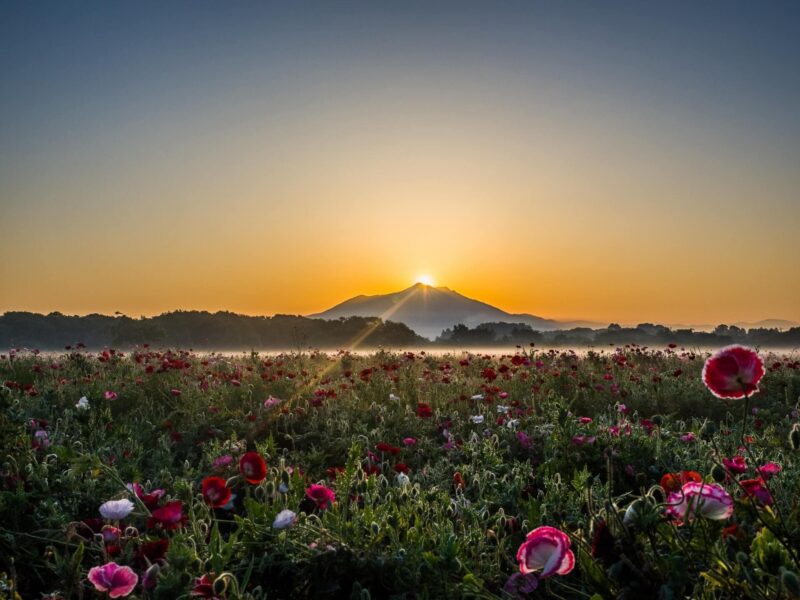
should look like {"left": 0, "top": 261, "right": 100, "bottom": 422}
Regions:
{"left": 1, "top": 2, "right": 799, "bottom": 326}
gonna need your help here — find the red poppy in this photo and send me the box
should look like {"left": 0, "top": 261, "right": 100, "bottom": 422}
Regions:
{"left": 135, "top": 538, "right": 170, "bottom": 568}
{"left": 740, "top": 477, "right": 773, "bottom": 505}
{"left": 201, "top": 476, "right": 232, "bottom": 508}
{"left": 393, "top": 463, "right": 410, "bottom": 474}
{"left": 147, "top": 500, "right": 186, "bottom": 531}
{"left": 416, "top": 403, "right": 433, "bottom": 418}
{"left": 239, "top": 452, "right": 267, "bottom": 484}
{"left": 660, "top": 470, "right": 702, "bottom": 493}
{"left": 722, "top": 455, "right": 747, "bottom": 474}
{"left": 702, "top": 346, "right": 765, "bottom": 399}
{"left": 305, "top": 484, "right": 335, "bottom": 509}
{"left": 191, "top": 573, "right": 217, "bottom": 598}
{"left": 453, "top": 472, "right": 465, "bottom": 490}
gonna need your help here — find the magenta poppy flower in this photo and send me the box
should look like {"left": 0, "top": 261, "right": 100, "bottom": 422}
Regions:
{"left": 665, "top": 482, "right": 733, "bottom": 525}
{"left": 702, "top": 345, "right": 765, "bottom": 399}
{"left": 87, "top": 562, "right": 138, "bottom": 598}
{"left": 402, "top": 437, "right": 417, "bottom": 446}
{"left": 756, "top": 462, "right": 781, "bottom": 479}
{"left": 201, "top": 476, "right": 232, "bottom": 508}
{"left": 147, "top": 500, "right": 186, "bottom": 531}
{"left": 305, "top": 484, "right": 335, "bottom": 509}
{"left": 212, "top": 454, "right": 233, "bottom": 469}
{"left": 740, "top": 477, "right": 773, "bottom": 505}
{"left": 239, "top": 451, "right": 267, "bottom": 484}
{"left": 516, "top": 526, "right": 575, "bottom": 577}
{"left": 104, "top": 390, "right": 118, "bottom": 400}
{"left": 127, "top": 482, "right": 166, "bottom": 510}
{"left": 722, "top": 455, "right": 747, "bottom": 474}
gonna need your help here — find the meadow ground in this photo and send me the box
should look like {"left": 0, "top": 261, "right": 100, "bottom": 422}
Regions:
{"left": 1, "top": 345, "right": 799, "bottom": 599}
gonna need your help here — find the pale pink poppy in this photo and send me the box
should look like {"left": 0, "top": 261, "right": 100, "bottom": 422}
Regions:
{"left": 87, "top": 562, "right": 138, "bottom": 598}
{"left": 665, "top": 482, "right": 733, "bottom": 525}
{"left": 516, "top": 526, "right": 575, "bottom": 577}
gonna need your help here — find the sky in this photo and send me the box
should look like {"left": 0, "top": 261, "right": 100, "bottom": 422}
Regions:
{"left": 1, "top": 1, "right": 799, "bottom": 325}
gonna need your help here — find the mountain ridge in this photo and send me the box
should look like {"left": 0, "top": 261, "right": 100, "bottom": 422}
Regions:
{"left": 309, "top": 283, "right": 591, "bottom": 339}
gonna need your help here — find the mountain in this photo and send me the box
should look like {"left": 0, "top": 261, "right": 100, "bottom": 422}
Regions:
{"left": 309, "top": 283, "right": 568, "bottom": 339}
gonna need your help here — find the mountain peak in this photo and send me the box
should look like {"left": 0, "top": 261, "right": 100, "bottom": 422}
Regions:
{"left": 309, "top": 284, "right": 558, "bottom": 339}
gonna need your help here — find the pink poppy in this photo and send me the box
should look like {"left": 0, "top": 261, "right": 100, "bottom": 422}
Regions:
{"left": 212, "top": 454, "right": 233, "bottom": 470}
{"left": 516, "top": 526, "right": 575, "bottom": 577}
{"left": 702, "top": 346, "right": 765, "bottom": 399}
{"left": 147, "top": 500, "right": 186, "bottom": 531}
{"left": 665, "top": 482, "right": 733, "bottom": 525}
{"left": 722, "top": 455, "right": 747, "bottom": 475}
{"left": 306, "top": 484, "right": 335, "bottom": 509}
{"left": 127, "top": 483, "right": 166, "bottom": 510}
{"left": 239, "top": 452, "right": 267, "bottom": 484}
{"left": 402, "top": 437, "right": 417, "bottom": 446}
{"left": 87, "top": 562, "right": 138, "bottom": 598}
{"left": 756, "top": 462, "right": 781, "bottom": 479}
{"left": 104, "top": 390, "right": 118, "bottom": 400}
{"left": 740, "top": 478, "right": 773, "bottom": 505}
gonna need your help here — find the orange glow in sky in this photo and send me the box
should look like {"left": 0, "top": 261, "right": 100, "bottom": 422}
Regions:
{"left": 1, "top": 4, "right": 798, "bottom": 326}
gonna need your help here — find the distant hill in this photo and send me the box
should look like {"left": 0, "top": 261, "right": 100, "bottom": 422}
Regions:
{"left": 309, "top": 283, "right": 590, "bottom": 339}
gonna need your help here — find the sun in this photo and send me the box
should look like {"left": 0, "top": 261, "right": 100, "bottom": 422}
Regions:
{"left": 415, "top": 274, "right": 435, "bottom": 286}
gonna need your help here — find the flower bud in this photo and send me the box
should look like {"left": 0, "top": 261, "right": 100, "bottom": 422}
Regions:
{"left": 789, "top": 424, "right": 800, "bottom": 451}
{"left": 736, "top": 551, "right": 750, "bottom": 565}
{"left": 212, "top": 575, "right": 229, "bottom": 596}
{"left": 651, "top": 415, "right": 663, "bottom": 427}
{"left": 711, "top": 464, "right": 727, "bottom": 483}
{"left": 142, "top": 563, "right": 160, "bottom": 590}
{"left": 780, "top": 568, "right": 800, "bottom": 598}
{"left": 700, "top": 421, "right": 718, "bottom": 439}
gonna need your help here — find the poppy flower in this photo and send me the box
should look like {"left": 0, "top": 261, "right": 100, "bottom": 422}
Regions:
{"left": 660, "top": 470, "right": 702, "bottom": 493}
{"left": 201, "top": 477, "right": 232, "bottom": 508}
{"left": 191, "top": 573, "right": 217, "bottom": 598}
{"left": 516, "top": 526, "right": 575, "bottom": 577}
{"left": 239, "top": 452, "right": 267, "bottom": 484}
{"left": 135, "top": 538, "right": 169, "bottom": 568}
{"left": 99, "top": 499, "right": 135, "bottom": 520}
{"left": 740, "top": 478, "right": 773, "bottom": 505}
{"left": 127, "top": 483, "right": 166, "bottom": 510}
{"left": 147, "top": 500, "right": 186, "bottom": 531}
{"left": 756, "top": 462, "right": 781, "bottom": 479}
{"left": 87, "top": 562, "right": 138, "bottom": 598}
{"left": 665, "top": 482, "right": 733, "bottom": 525}
{"left": 702, "top": 346, "right": 765, "bottom": 399}
{"left": 272, "top": 509, "right": 297, "bottom": 529}
{"left": 416, "top": 403, "right": 433, "bottom": 418}
{"left": 723, "top": 455, "right": 747, "bottom": 475}
{"left": 305, "top": 484, "right": 335, "bottom": 509}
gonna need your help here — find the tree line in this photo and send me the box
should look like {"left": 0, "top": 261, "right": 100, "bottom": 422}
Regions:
{"left": 1, "top": 311, "right": 798, "bottom": 350}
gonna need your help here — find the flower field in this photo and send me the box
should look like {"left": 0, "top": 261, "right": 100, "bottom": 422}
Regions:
{"left": 2, "top": 345, "right": 800, "bottom": 599}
